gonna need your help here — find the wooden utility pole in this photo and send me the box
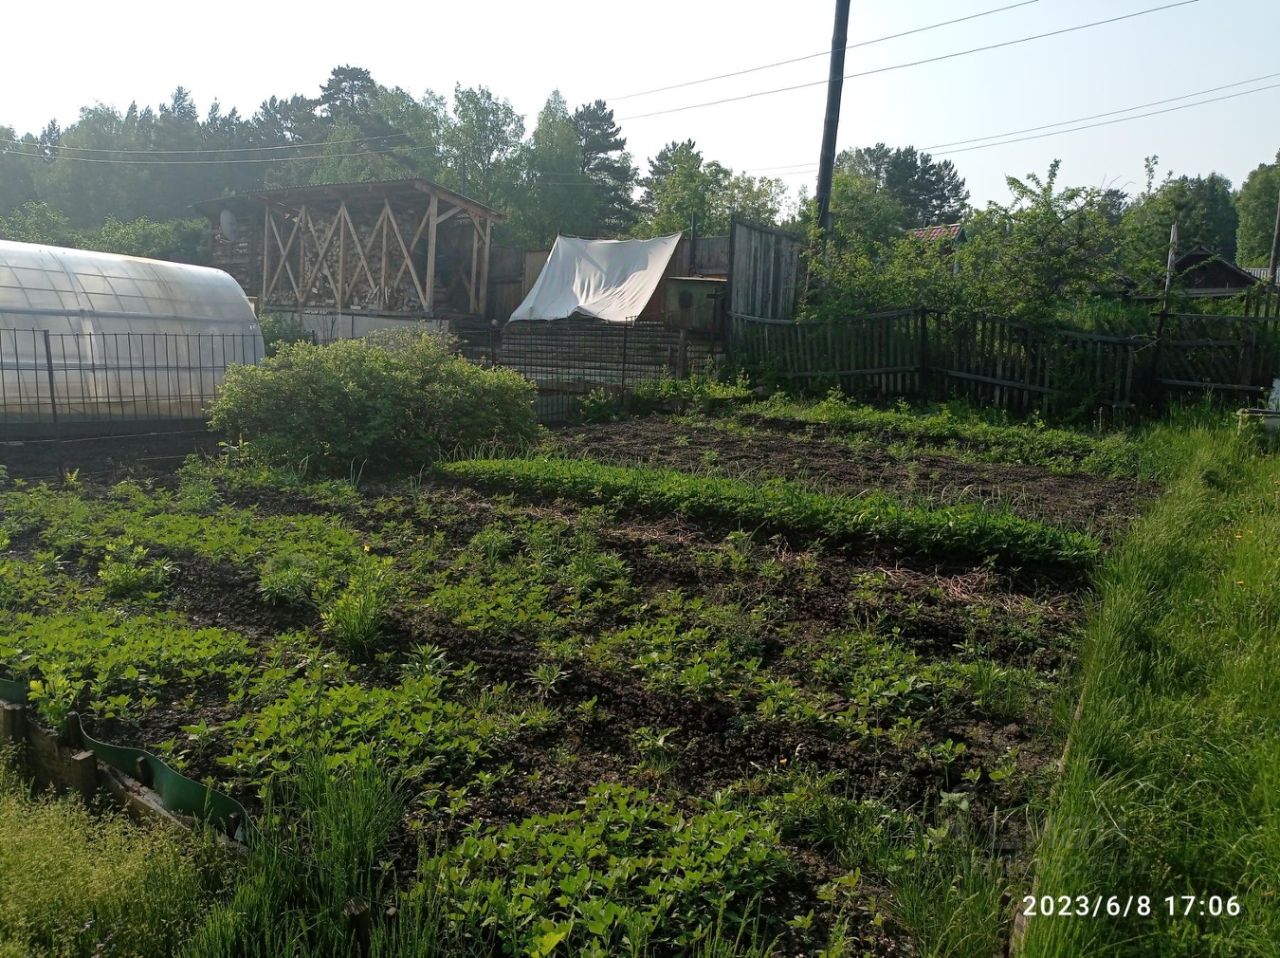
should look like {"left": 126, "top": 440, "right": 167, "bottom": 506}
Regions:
{"left": 1268, "top": 180, "right": 1280, "bottom": 287}
{"left": 1163, "top": 219, "right": 1179, "bottom": 311}
{"left": 815, "top": 0, "right": 852, "bottom": 241}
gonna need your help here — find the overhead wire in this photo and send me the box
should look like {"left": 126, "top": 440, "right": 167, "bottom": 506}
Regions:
{"left": 617, "top": 0, "right": 1201, "bottom": 121}
{"left": 748, "top": 75, "right": 1280, "bottom": 176}
{"left": 0, "top": 130, "right": 414, "bottom": 156}
{"left": 607, "top": 0, "right": 1042, "bottom": 101}
{"left": 0, "top": 0, "right": 1225, "bottom": 185}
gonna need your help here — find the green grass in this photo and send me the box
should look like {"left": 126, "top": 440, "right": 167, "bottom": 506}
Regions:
{"left": 740, "top": 393, "right": 1141, "bottom": 475}
{"left": 0, "top": 752, "right": 224, "bottom": 957}
{"left": 440, "top": 456, "right": 1099, "bottom": 574}
{"left": 1021, "top": 421, "right": 1280, "bottom": 956}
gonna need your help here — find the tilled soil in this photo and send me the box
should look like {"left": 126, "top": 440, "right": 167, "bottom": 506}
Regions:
{"left": 550, "top": 416, "right": 1150, "bottom": 537}
{"left": 4, "top": 458, "right": 1109, "bottom": 956}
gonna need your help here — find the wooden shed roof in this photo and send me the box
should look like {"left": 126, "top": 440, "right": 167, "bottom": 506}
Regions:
{"left": 194, "top": 178, "right": 504, "bottom": 222}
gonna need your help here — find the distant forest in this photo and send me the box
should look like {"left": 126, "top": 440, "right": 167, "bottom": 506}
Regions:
{"left": 0, "top": 67, "right": 792, "bottom": 261}
{"left": 0, "top": 65, "right": 1276, "bottom": 279}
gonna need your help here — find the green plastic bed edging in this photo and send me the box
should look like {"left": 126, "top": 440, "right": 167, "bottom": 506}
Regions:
{"left": 0, "top": 676, "right": 27, "bottom": 704}
{"left": 0, "top": 672, "right": 251, "bottom": 843}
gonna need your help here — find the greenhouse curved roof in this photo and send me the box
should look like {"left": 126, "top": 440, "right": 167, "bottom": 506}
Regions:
{"left": 0, "top": 240, "right": 256, "bottom": 332}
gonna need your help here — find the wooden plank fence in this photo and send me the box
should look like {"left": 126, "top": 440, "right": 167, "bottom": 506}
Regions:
{"left": 729, "top": 308, "right": 1279, "bottom": 414}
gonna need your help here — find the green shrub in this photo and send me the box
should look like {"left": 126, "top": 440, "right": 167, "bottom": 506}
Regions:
{"left": 433, "top": 784, "right": 791, "bottom": 955}
{"left": 97, "top": 539, "right": 174, "bottom": 599}
{"left": 575, "top": 388, "right": 625, "bottom": 423}
{"left": 258, "top": 312, "right": 312, "bottom": 355}
{"left": 208, "top": 332, "right": 538, "bottom": 474}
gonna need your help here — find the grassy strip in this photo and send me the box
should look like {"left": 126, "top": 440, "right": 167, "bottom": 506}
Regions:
{"left": 740, "top": 395, "right": 1140, "bottom": 475}
{"left": 1022, "top": 423, "right": 1280, "bottom": 956}
{"left": 440, "top": 457, "right": 1099, "bottom": 573}
{"left": 0, "top": 753, "right": 221, "bottom": 956}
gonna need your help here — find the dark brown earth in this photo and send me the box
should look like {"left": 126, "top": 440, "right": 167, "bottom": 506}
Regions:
{"left": 550, "top": 415, "right": 1150, "bottom": 538}
{"left": 4, "top": 429, "right": 1124, "bottom": 956}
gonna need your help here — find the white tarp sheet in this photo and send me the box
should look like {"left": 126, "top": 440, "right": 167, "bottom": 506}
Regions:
{"left": 509, "top": 233, "right": 680, "bottom": 323}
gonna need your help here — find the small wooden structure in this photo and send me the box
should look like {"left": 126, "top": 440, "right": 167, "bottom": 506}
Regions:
{"left": 1170, "top": 246, "right": 1264, "bottom": 296}
{"left": 196, "top": 179, "right": 503, "bottom": 320}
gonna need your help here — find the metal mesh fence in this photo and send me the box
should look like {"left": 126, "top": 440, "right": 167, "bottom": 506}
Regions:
{"left": 0, "top": 329, "right": 265, "bottom": 427}
{"left": 479, "top": 318, "right": 717, "bottom": 422}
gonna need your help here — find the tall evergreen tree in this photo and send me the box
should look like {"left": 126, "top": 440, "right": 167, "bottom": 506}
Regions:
{"left": 836, "top": 143, "right": 969, "bottom": 227}
{"left": 572, "top": 100, "right": 637, "bottom": 235}
{"left": 638, "top": 140, "right": 784, "bottom": 236}
{"left": 1123, "top": 164, "right": 1238, "bottom": 266}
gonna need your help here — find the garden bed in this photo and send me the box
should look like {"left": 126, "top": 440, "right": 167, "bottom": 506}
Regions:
{"left": 550, "top": 414, "right": 1150, "bottom": 537}
{"left": 0, "top": 408, "right": 1150, "bottom": 956}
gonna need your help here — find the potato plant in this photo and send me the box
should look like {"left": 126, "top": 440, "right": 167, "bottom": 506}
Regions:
{"left": 0, "top": 399, "right": 1161, "bottom": 956}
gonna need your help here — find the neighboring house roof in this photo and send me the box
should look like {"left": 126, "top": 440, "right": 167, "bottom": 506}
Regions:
{"left": 908, "top": 223, "right": 966, "bottom": 242}
{"left": 1173, "top": 246, "right": 1262, "bottom": 289}
{"left": 1244, "top": 266, "right": 1277, "bottom": 283}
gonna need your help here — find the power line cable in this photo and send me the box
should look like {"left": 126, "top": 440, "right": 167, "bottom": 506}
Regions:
{"left": 618, "top": 0, "right": 1201, "bottom": 121}
{"left": 754, "top": 78, "right": 1280, "bottom": 175}
{"left": 747, "top": 69, "right": 1280, "bottom": 174}
{"left": 931, "top": 80, "right": 1280, "bottom": 155}
{"left": 0, "top": 3, "right": 1036, "bottom": 160}
{"left": 608, "top": 0, "right": 1041, "bottom": 101}
{"left": 922, "top": 69, "right": 1280, "bottom": 150}
{"left": 0, "top": 139, "right": 435, "bottom": 166}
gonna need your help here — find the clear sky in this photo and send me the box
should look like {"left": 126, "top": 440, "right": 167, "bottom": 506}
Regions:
{"left": 3, "top": 0, "right": 1277, "bottom": 207}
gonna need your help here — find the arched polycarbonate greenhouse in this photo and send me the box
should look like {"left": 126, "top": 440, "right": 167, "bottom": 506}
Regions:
{"left": 0, "top": 240, "right": 264, "bottom": 425}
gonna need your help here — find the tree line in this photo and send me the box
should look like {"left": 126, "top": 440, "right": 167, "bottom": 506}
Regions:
{"left": 0, "top": 63, "right": 1275, "bottom": 323}
{"left": 809, "top": 151, "right": 1280, "bottom": 325}
{"left": 0, "top": 66, "right": 789, "bottom": 260}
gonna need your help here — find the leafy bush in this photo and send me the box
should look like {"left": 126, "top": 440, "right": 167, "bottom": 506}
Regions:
{"left": 258, "top": 312, "right": 312, "bottom": 355}
{"left": 433, "top": 784, "right": 791, "bottom": 955}
{"left": 442, "top": 457, "right": 1099, "bottom": 573}
{"left": 575, "top": 387, "right": 625, "bottom": 423}
{"left": 208, "top": 332, "right": 538, "bottom": 474}
{"left": 26, "top": 667, "right": 82, "bottom": 730}
{"left": 97, "top": 539, "right": 174, "bottom": 599}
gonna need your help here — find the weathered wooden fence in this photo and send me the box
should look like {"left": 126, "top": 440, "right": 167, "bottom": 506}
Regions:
{"left": 727, "top": 310, "right": 926, "bottom": 396}
{"left": 1153, "top": 312, "right": 1280, "bottom": 398}
{"left": 729, "top": 308, "right": 1280, "bottom": 413}
{"left": 728, "top": 219, "right": 804, "bottom": 323}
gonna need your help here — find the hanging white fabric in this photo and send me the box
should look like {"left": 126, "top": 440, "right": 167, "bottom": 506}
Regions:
{"left": 509, "top": 233, "right": 681, "bottom": 323}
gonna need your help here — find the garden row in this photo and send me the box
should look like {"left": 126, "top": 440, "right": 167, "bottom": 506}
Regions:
{"left": 0, "top": 407, "right": 1113, "bottom": 955}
